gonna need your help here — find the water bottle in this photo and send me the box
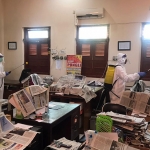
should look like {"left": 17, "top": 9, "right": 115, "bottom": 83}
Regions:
{"left": 43, "top": 105, "right": 49, "bottom": 121}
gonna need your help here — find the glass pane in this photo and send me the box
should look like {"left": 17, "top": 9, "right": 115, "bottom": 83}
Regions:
{"left": 79, "top": 26, "right": 107, "bottom": 39}
{"left": 82, "top": 44, "right": 90, "bottom": 56}
{"left": 28, "top": 31, "right": 48, "bottom": 38}
{"left": 143, "top": 24, "right": 150, "bottom": 39}
{"left": 29, "top": 44, "right": 37, "bottom": 55}
{"left": 41, "top": 44, "right": 48, "bottom": 55}
{"left": 146, "top": 43, "right": 150, "bottom": 57}
{"left": 95, "top": 43, "right": 104, "bottom": 56}
{"left": 146, "top": 50, "right": 150, "bottom": 57}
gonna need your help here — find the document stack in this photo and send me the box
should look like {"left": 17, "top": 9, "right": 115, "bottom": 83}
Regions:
{"left": 84, "top": 130, "right": 139, "bottom": 150}
{"left": 97, "top": 112, "right": 149, "bottom": 148}
{"left": 0, "top": 112, "right": 37, "bottom": 150}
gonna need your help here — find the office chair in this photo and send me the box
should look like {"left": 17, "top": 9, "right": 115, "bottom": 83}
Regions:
{"left": 102, "top": 103, "right": 127, "bottom": 115}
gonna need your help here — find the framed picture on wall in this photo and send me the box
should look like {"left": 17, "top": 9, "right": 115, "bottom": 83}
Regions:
{"left": 118, "top": 41, "right": 131, "bottom": 51}
{"left": 8, "top": 42, "right": 17, "bottom": 50}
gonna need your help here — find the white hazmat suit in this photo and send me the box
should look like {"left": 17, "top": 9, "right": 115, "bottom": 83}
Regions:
{"left": 0, "top": 53, "right": 6, "bottom": 99}
{"left": 110, "top": 53, "right": 140, "bottom": 104}
{"left": 0, "top": 53, "right": 11, "bottom": 99}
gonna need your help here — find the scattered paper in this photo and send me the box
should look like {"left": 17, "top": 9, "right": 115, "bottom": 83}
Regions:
{"left": 8, "top": 85, "right": 48, "bottom": 117}
{"left": 56, "top": 59, "right": 62, "bottom": 69}
{"left": 35, "top": 107, "right": 46, "bottom": 115}
{"left": 14, "top": 123, "right": 33, "bottom": 130}
{"left": 0, "top": 112, "right": 15, "bottom": 133}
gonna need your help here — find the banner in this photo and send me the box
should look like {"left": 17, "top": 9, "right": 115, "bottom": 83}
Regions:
{"left": 66, "top": 55, "right": 82, "bottom": 74}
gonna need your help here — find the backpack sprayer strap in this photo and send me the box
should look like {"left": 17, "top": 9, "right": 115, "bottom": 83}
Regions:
{"left": 110, "top": 90, "right": 120, "bottom": 98}
{"left": 110, "top": 77, "right": 120, "bottom": 98}
{"left": 0, "top": 78, "right": 4, "bottom": 88}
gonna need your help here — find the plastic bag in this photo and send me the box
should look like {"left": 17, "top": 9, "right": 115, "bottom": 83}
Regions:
{"left": 130, "top": 80, "right": 146, "bottom": 92}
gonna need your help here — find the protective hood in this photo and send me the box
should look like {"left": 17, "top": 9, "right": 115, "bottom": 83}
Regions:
{"left": 0, "top": 53, "right": 4, "bottom": 57}
{"left": 117, "top": 53, "right": 127, "bottom": 65}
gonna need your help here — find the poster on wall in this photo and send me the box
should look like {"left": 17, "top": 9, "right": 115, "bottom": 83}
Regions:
{"left": 66, "top": 55, "right": 82, "bottom": 75}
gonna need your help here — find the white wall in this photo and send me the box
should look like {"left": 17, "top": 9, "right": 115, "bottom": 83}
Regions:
{"left": 2, "top": 0, "right": 150, "bottom": 81}
{"left": 0, "top": 0, "right": 4, "bottom": 54}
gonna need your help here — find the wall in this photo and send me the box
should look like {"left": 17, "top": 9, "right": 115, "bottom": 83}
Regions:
{"left": 2, "top": 0, "right": 150, "bottom": 81}
{"left": 0, "top": 0, "right": 4, "bottom": 54}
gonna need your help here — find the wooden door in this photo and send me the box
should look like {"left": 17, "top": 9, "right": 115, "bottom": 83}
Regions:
{"left": 140, "top": 40, "right": 150, "bottom": 80}
{"left": 24, "top": 27, "right": 50, "bottom": 75}
{"left": 76, "top": 40, "right": 108, "bottom": 78}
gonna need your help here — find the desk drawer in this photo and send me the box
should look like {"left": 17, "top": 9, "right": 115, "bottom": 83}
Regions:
{"left": 71, "top": 108, "right": 80, "bottom": 140}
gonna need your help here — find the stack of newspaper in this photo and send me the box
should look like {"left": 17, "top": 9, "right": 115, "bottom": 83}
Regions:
{"left": 97, "top": 112, "right": 148, "bottom": 148}
{"left": 46, "top": 137, "right": 81, "bottom": 150}
{"left": 0, "top": 112, "right": 38, "bottom": 150}
{"left": 84, "top": 130, "right": 139, "bottom": 150}
{"left": 49, "top": 74, "right": 97, "bottom": 103}
{"left": 8, "top": 85, "right": 48, "bottom": 117}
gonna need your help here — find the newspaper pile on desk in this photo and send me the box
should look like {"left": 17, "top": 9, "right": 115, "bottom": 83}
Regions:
{"left": 46, "top": 137, "right": 81, "bottom": 150}
{"left": 97, "top": 112, "right": 149, "bottom": 149}
{"left": 84, "top": 130, "right": 139, "bottom": 150}
{"left": 0, "top": 128, "right": 37, "bottom": 150}
{"left": 0, "top": 112, "right": 37, "bottom": 150}
{"left": 49, "top": 74, "right": 97, "bottom": 103}
{"left": 8, "top": 85, "right": 48, "bottom": 117}
{"left": 120, "top": 91, "right": 150, "bottom": 115}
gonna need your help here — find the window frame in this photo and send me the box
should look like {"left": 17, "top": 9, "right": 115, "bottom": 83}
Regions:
{"left": 24, "top": 27, "right": 50, "bottom": 42}
{"left": 142, "top": 22, "right": 150, "bottom": 40}
{"left": 76, "top": 25, "right": 109, "bottom": 41}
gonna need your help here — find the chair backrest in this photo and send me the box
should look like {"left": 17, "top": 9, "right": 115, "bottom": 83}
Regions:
{"left": 19, "top": 68, "right": 31, "bottom": 83}
{"left": 102, "top": 103, "right": 127, "bottom": 115}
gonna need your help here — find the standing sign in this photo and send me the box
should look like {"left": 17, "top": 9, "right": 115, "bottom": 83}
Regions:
{"left": 66, "top": 55, "right": 82, "bottom": 74}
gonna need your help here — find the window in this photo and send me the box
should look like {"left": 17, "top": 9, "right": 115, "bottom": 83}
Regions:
{"left": 76, "top": 25, "right": 109, "bottom": 78}
{"left": 78, "top": 26, "right": 108, "bottom": 39}
{"left": 28, "top": 30, "right": 48, "bottom": 39}
{"left": 142, "top": 24, "right": 150, "bottom": 39}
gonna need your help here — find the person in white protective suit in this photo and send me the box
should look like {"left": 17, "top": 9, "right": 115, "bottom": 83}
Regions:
{"left": 110, "top": 53, "right": 146, "bottom": 104}
{"left": 0, "top": 53, "right": 11, "bottom": 99}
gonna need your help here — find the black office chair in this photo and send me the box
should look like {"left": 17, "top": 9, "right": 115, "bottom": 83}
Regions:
{"left": 102, "top": 103, "right": 127, "bottom": 115}
{"left": 19, "top": 68, "right": 31, "bottom": 83}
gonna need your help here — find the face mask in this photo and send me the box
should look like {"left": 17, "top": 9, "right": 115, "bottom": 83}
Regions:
{"left": 0, "top": 58, "right": 3, "bottom": 62}
{"left": 124, "top": 58, "right": 127, "bottom": 64}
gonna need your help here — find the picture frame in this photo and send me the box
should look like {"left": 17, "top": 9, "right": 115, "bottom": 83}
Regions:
{"left": 118, "top": 41, "right": 131, "bottom": 51}
{"left": 8, "top": 42, "right": 17, "bottom": 50}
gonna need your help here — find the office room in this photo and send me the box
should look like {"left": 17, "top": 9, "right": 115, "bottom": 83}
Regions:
{"left": 1, "top": 0, "right": 150, "bottom": 150}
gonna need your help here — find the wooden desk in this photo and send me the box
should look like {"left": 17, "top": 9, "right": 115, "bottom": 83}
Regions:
{"left": 49, "top": 86, "right": 103, "bottom": 133}
{"left": 4, "top": 80, "right": 22, "bottom": 99}
{"left": 13, "top": 102, "right": 80, "bottom": 148}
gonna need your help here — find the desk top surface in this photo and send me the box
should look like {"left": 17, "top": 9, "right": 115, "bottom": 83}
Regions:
{"left": 45, "top": 102, "right": 80, "bottom": 123}
{"left": 14, "top": 102, "right": 80, "bottom": 124}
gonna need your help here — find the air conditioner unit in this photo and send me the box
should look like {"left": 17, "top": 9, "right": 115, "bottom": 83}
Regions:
{"left": 75, "top": 8, "right": 104, "bottom": 19}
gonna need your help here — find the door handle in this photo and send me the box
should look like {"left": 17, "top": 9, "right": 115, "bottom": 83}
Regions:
{"left": 26, "top": 62, "right": 28, "bottom": 64}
